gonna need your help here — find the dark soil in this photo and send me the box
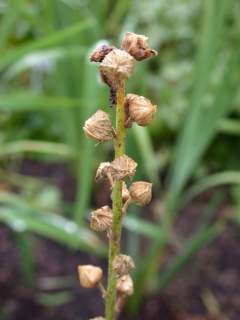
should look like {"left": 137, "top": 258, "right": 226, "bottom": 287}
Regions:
{"left": 0, "top": 161, "right": 240, "bottom": 320}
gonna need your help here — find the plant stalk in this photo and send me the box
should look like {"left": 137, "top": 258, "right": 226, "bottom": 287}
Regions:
{"left": 105, "top": 80, "right": 126, "bottom": 320}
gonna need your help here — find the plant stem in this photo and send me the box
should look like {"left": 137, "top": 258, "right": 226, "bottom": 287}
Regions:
{"left": 105, "top": 80, "right": 126, "bottom": 320}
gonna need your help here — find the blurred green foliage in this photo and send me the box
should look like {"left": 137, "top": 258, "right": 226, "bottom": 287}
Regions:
{"left": 0, "top": 0, "right": 240, "bottom": 314}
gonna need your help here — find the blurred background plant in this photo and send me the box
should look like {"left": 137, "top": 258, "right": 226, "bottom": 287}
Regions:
{"left": 0, "top": 0, "right": 240, "bottom": 319}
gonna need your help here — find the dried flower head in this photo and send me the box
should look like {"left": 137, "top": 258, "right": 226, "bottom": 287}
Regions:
{"left": 125, "top": 93, "right": 157, "bottom": 127}
{"left": 100, "top": 49, "right": 134, "bottom": 87}
{"left": 129, "top": 181, "right": 152, "bottom": 206}
{"left": 83, "top": 110, "right": 115, "bottom": 142}
{"left": 122, "top": 182, "right": 130, "bottom": 203}
{"left": 78, "top": 265, "right": 103, "bottom": 288}
{"left": 90, "top": 44, "right": 115, "bottom": 62}
{"left": 113, "top": 254, "right": 135, "bottom": 277}
{"left": 90, "top": 206, "right": 113, "bottom": 232}
{"left": 111, "top": 155, "right": 137, "bottom": 181}
{"left": 116, "top": 274, "right": 134, "bottom": 296}
{"left": 121, "top": 32, "right": 158, "bottom": 61}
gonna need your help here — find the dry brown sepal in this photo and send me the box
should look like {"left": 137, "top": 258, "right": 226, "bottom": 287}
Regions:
{"left": 125, "top": 93, "right": 157, "bottom": 127}
{"left": 90, "top": 206, "right": 113, "bottom": 232}
{"left": 95, "top": 162, "right": 112, "bottom": 184}
{"left": 83, "top": 110, "right": 115, "bottom": 142}
{"left": 121, "top": 32, "right": 158, "bottom": 61}
{"left": 129, "top": 181, "right": 152, "bottom": 206}
{"left": 116, "top": 274, "right": 134, "bottom": 296}
{"left": 78, "top": 265, "right": 103, "bottom": 288}
{"left": 90, "top": 44, "right": 115, "bottom": 62}
{"left": 100, "top": 49, "right": 134, "bottom": 88}
{"left": 113, "top": 254, "right": 135, "bottom": 277}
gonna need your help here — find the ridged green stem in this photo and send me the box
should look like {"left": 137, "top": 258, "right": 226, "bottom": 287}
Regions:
{"left": 105, "top": 80, "right": 126, "bottom": 320}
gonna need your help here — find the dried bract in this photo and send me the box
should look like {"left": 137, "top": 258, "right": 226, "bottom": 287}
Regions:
{"left": 116, "top": 274, "right": 134, "bottom": 296}
{"left": 129, "top": 181, "right": 152, "bottom": 206}
{"left": 83, "top": 110, "right": 114, "bottom": 142}
{"left": 90, "top": 206, "right": 113, "bottom": 232}
{"left": 121, "top": 32, "right": 158, "bottom": 61}
{"left": 78, "top": 265, "right": 103, "bottom": 288}
{"left": 90, "top": 44, "right": 115, "bottom": 63}
{"left": 113, "top": 254, "right": 135, "bottom": 277}
{"left": 111, "top": 155, "right": 137, "bottom": 181}
{"left": 100, "top": 49, "right": 134, "bottom": 88}
{"left": 125, "top": 93, "right": 157, "bottom": 127}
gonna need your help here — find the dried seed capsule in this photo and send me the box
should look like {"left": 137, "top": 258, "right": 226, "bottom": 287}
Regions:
{"left": 83, "top": 110, "right": 115, "bottom": 142}
{"left": 100, "top": 49, "right": 134, "bottom": 87}
{"left": 78, "top": 265, "right": 103, "bottom": 288}
{"left": 116, "top": 274, "right": 134, "bottom": 296}
{"left": 111, "top": 155, "right": 137, "bottom": 181}
{"left": 90, "top": 206, "right": 113, "bottom": 232}
{"left": 121, "top": 32, "right": 158, "bottom": 61}
{"left": 95, "top": 162, "right": 112, "bottom": 182}
{"left": 125, "top": 93, "right": 157, "bottom": 127}
{"left": 90, "top": 44, "right": 115, "bottom": 62}
{"left": 113, "top": 254, "right": 135, "bottom": 277}
{"left": 129, "top": 181, "right": 152, "bottom": 206}
{"left": 122, "top": 182, "right": 130, "bottom": 204}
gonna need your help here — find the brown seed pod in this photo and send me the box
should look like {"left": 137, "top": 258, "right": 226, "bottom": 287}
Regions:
{"left": 100, "top": 49, "right": 134, "bottom": 88}
{"left": 113, "top": 254, "right": 135, "bottom": 277}
{"left": 129, "top": 181, "right": 152, "bottom": 206}
{"left": 78, "top": 265, "right": 103, "bottom": 288}
{"left": 90, "top": 44, "right": 115, "bottom": 62}
{"left": 116, "top": 274, "right": 134, "bottom": 296}
{"left": 90, "top": 206, "right": 113, "bottom": 232}
{"left": 111, "top": 155, "right": 137, "bottom": 182}
{"left": 95, "top": 162, "right": 112, "bottom": 182}
{"left": 121, "top": 32, "right": 158, "bottom": 61}
{"left": 83, "top": 110, "right": 115, "bottom": 142}
{"left": 125, "top": 93, "right": 157, "bottom": 127}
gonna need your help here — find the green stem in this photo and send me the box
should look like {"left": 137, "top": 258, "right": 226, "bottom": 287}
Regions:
{"left": 105, "top": 80, "right": 126, "bottom": 320}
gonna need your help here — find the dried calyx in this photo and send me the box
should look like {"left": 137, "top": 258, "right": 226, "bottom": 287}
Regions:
{"left": 83, "top": 110, "right": 115, "bottom": 142}
{"left": 78, "top": 265, "right": 103, "bottom": 288}
{"left": 90, "top": 206, "right": 113, "bottom": 232}
{"left": 113, "top": 254, "right": 135, "bottom": 277}
{"left": 129, "top": 181, "right": 152, "bottom": 206}
{"left": 116, "top": 274, "right": 134, "bottom": 296}
{"left": 125, "top": 93, "right": 157, "bottom": 127}
{"left": 121, "top": 32, "right": 158, "bottom": 61}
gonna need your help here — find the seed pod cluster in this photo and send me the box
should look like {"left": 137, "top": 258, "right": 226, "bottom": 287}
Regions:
{"left": 80, "top": 32, "right": 157, "bottom": 318}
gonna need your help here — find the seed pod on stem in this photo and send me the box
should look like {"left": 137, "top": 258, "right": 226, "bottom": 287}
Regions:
{"left": 121, "top": 32, "right": 158, "bottom": 61}
{"left": 78, "top": 265, "right": 103, "bottom": 288}
{"left": 113, "top": 254, "right": 135, "bottom": 277}
{"left": 100, "top": 49, "right": 134, "bottom": 88}
{"left": 116, "top": 274, "right": 134, "bottom": 296}
{"left": 125, "top": 93, "right": 157, "bottom": 127}
{"left": 83, "top": 110, "right": 115, "bottom": 142}
{"left": 129, "top": 181, "right": 152, "bottom": 206}
{"left": 110, "top": 155, "right": 137, "bottom": 182}
{"left": 90, "top": 206, "right": 113, "bottom": 232}
{"left": 95, "top": 162, "right": 114, "bottom": 187}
